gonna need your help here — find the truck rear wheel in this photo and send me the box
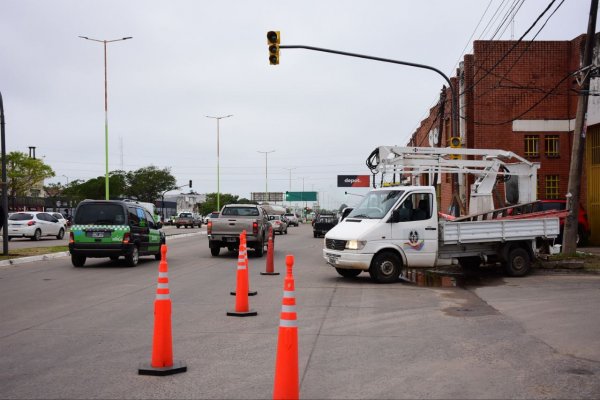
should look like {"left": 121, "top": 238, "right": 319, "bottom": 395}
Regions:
{"left": 254, "top": 240, "right": 265, "bottom": 257}
{"left": 369, "top": 252, "right": 401, "bottom": 283}
{"left": 211, "top": 247, "right": 220, "bottom": 256}
{"left": 503, "top": 247, "right": 531, "bottom": 277}
{"left": 335, "top": 268, "right": 362, "bottom": 278}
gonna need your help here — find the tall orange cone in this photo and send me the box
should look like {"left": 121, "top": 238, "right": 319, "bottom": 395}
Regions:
{"left": 261, "top": 226, "right": 279, "bottom": 276}
{"left": 227, "top": 231, "right": 257, "bottom": 317}
{"left": 273, "top": 255, "right": 299, "bottom": 400}
{"left": 231, "top": 230, "right": 257, "bottom": 296}
{"left": 139, "top": 245, "right": 187, "bottom": 376}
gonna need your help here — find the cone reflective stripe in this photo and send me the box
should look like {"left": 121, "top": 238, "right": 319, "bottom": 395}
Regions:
{"left": 138, "top": 245, "right": 187, "bottom": 376}
{"left": 227, "top": 231, "right": 257, "bottom": 317}
{"left": 262, "top": 226, "right": 279, "bottom": 276}
{"left": 273, "top": 255, "right": 299, "bottom": 400}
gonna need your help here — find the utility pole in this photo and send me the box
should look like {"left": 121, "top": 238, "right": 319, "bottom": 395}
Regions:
{"left": 563, "top": 0, "right": 598, "bottom": 254}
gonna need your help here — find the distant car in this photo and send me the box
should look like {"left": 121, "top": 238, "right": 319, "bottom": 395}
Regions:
{"left": 204, "top": 211, "right": 220, "bottom": 224}
{"left": 7, "top": 212, "right": 66, "bottom": 241}
{"left": 268, "top": 214, "right": 288, "bottom": 234}
{"left": 533, "top": 200, "right": 591, "bottom": 245}
{"left": 284, "top": 213, "right": 299, "bottom": 227}
{"left": 51, "top": 212, "right": 69, "bottom": 229}
{"left": 313, "top": 214, "right": 337, "bottom": 238}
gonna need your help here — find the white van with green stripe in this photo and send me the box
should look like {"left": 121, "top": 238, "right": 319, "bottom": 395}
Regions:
{"left": 69, "top": 200, "right": 165, "bottom": 267}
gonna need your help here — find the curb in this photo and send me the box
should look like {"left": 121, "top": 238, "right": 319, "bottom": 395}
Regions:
{"left": 0, "top": 231, "right": 206, "bottom": 268}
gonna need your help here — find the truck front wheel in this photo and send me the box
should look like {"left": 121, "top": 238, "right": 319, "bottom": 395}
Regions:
{"left": 335, "top": 268, "right": 362, "bottom": 278}
{"left": 369, "top": 252, "right": 401, "bottom": 283}
{"left": 503, "top": 247, "right": 531, "bottom": 277}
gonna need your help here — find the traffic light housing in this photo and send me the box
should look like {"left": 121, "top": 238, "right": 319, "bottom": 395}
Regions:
{"left": 449, "top": 136, "right": 461, "bottom": 160}
{"left": 189, "top": 180, "right": 192, "bottom": 188}
{"left": 267, "top": 31, "right": 280, "bottom": 65}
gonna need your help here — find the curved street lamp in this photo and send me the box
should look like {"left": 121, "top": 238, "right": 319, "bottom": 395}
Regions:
{"left": 79, "top": 35, "right": 132, "bottom": 200}
{"left": 206, "top": 115, "right": 233, "bottom": 211}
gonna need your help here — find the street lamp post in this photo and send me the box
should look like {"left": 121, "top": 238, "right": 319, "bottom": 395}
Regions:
{"left": 206, "top": 115, "right": 233, "bottom": 212}
{"left": 79, "top": 35, "right": 132, "bottom": 200}
{"left": 0, "top": 91, "right": 8, "bottom": 255}
{"left": 258, "top": 150, "right": 275, "bottom": 202}
{"left": 283, "top": 167, "right": 296, "bottom": 205}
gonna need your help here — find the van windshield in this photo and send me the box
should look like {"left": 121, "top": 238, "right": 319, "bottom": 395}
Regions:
{"left": 74, "top": 204, "right": 126, "bottom": 225}
{"left": 347, "top": 190, "right": 404, "bottom": 219}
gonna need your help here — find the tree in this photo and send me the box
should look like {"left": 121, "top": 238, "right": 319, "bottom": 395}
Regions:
{"left": 125, "top": 166, "right": 176, "bottom": 203}
{"left": 4, "top": 151, "right": 54, "bottom": 197}
{"left": 199, "top": 192, "right": 249, "bottom": 215}
{"left": 63, "top": 171, "right": 127, "bottom": 201}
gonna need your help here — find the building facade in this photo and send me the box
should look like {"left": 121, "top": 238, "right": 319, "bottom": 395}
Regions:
{"left": 407, "top": 34, "right": 600, "bottom": 244}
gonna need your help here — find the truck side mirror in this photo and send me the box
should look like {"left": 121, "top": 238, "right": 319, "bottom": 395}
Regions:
{"left": 391, "top": 209, "right": 401, "bottom": 223}
{"left": 156, "top": 222, "right": 163, "bottom": 229}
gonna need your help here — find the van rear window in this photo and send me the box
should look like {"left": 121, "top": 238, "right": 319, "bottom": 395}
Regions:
{"left": 74, "top": 204, "right": 126, "bottom": 225}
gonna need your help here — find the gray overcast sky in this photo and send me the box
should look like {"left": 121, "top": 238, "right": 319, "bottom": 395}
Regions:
{"left": 0, "top": 0, "right": 591, "bottom": 210}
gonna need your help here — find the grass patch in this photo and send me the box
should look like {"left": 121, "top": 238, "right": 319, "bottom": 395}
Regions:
{"left": 548, "top": 251, "right": 600, "bottom": 271}
{"left": 0, "top": 246, "right": 68, "bottom": 260}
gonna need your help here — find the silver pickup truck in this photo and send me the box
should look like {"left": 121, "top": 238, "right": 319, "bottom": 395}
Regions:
{"left": 207, "top": 204, "right": 270, "bottom": 257}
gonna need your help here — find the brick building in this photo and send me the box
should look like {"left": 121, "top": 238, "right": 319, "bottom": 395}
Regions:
{"left": 407, "top": 34, "right": 600, "bottom": 245}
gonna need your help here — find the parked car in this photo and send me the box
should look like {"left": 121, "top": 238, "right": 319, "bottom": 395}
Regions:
{"left": 7, "top": 212, "right": 66, "bottom": 241}
{"left": 284, "top": 213, "right": 299, "bottom": 227}
{"left": 268, "top": 214, "right": 288, "bottom": 234}
{"left": 51, "top": 212, "right": 69, "bottom": 229}
{"left": 532, "top": 200, "right": 591, "bottom": 245}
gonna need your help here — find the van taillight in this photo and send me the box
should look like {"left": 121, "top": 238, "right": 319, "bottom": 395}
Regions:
{"left": 122, "top": 232, "right": 131, "bottom": 244}
{"left": 207, "top": 221, "right": 212, "bottom": 235}
{"left": 253, "top": 221, "right": 258, "bottom": 236}
{"left": 69, "top": 232, "right": 74, "bottom": 244}
{"left": 27, "top": 221, "right": 36, "bottom": 226}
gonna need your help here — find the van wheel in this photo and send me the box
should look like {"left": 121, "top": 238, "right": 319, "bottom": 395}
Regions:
{"left": 369, "top": 252, "right": 401, "bottom": 283}
{"left": 56, "top": 228, "right": 65, "bottom": 240}
{"left": 125, "top": 246, "right": 139, "bottom": 267}
{"left": 31, "top": 229, "right": 41, "bottom": 241}
{"left": 503, "top": 247, "right": 531, "bottom": 277}
{"left": 71, "top": 254, "right": 86, "bottom": 267}
{"left": 211, "top": 247, "right": 220, "bottom": 256}
{"left": 335, "top": 268, "right": 362, "bottom": 278}
{"left": 154, "top": 253, "right": 161, "bottom": 260}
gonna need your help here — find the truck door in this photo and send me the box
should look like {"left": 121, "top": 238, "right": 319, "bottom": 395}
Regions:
{"left": 391, "top": 192, "right": 438, "bottom": 267}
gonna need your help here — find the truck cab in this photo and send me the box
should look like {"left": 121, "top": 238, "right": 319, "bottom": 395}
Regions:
{"left": 324, "top": 187, "right": 440, "bottom": 281}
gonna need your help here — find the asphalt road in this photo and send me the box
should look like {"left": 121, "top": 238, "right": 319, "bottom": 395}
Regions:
{"left": 0, "top": 224, "right": 599, "bottom": 399}
{"left": 0, "top": 225, "right": 205, "bottom": 250}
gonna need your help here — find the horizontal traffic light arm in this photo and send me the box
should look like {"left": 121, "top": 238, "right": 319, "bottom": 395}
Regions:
{"left": 278, "top": 44, "right": 458, "bottom": 138}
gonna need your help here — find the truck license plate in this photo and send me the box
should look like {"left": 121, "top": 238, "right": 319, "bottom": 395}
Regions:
{"left": 326, "top": 253, "right": 340, "bottom": 264}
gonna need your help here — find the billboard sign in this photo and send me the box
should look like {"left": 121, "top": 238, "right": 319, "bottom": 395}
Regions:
{"left": 337, "top": 175, "right": 370, "bottom": 187}
{"left": 251, "top": 192, "right": 284, "bottom": 202}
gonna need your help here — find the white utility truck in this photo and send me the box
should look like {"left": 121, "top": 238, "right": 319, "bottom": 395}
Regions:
{"left": 323, "top": 146, "right": 561, "bottom": 283}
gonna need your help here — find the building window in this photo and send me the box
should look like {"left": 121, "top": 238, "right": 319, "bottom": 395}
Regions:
{"left": 524, "top": 135, "right": 539, "bottom": 157}
{"left": 545, "top": 135, "right": 560, "bottom": 157}
{"left": 545, "top": 175, "right": 560, "bottom": 199}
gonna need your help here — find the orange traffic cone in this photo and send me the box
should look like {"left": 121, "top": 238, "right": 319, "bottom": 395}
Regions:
{"left": 273, "top": 255, "right": 299, "bottom": 400}
{"left": 227, "top": 232, "right": 257, "bottom": 317}
{"left": 261, "top": 226, "right": 279, "bottom": 276}
{"left": 231, "top": 230, "right": 257, "bottom": 296}
{"left": 139, "top": 245, "right": 187, "bottom": 376}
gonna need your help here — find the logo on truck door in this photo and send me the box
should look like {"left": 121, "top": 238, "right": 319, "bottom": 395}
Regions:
{"left": 404, "top": 230, "right": 424, "bottom": 251}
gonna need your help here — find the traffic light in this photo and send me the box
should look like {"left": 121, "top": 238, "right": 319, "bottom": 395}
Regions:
{"left": 267, "top": 31, "right": 280, "bottom": 65}
{"left": 449, "top": 136, "right": 461, "bottom": 160}
{"left": 189, "top": 180, "right": 192, "bottom": 188}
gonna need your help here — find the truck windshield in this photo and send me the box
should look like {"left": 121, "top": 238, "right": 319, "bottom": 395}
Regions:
{"left": 347, "top": 190, "right": 404, "bottom": 219}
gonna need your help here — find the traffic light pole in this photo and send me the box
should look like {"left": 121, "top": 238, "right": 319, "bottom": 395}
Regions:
{"left": 278, "top": 45, "right": 458, "bottom": 139}
{"left": 278, "top": 44, "right": 460, "bottom": 214}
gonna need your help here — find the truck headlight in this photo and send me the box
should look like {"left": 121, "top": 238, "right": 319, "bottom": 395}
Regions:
{"left": 345, "top": 240, "right": 366, "bottom": 250}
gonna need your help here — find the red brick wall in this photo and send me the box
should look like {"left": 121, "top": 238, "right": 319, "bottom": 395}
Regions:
{"left": 407, "top": 35, "right": 587, "bottom": 213}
